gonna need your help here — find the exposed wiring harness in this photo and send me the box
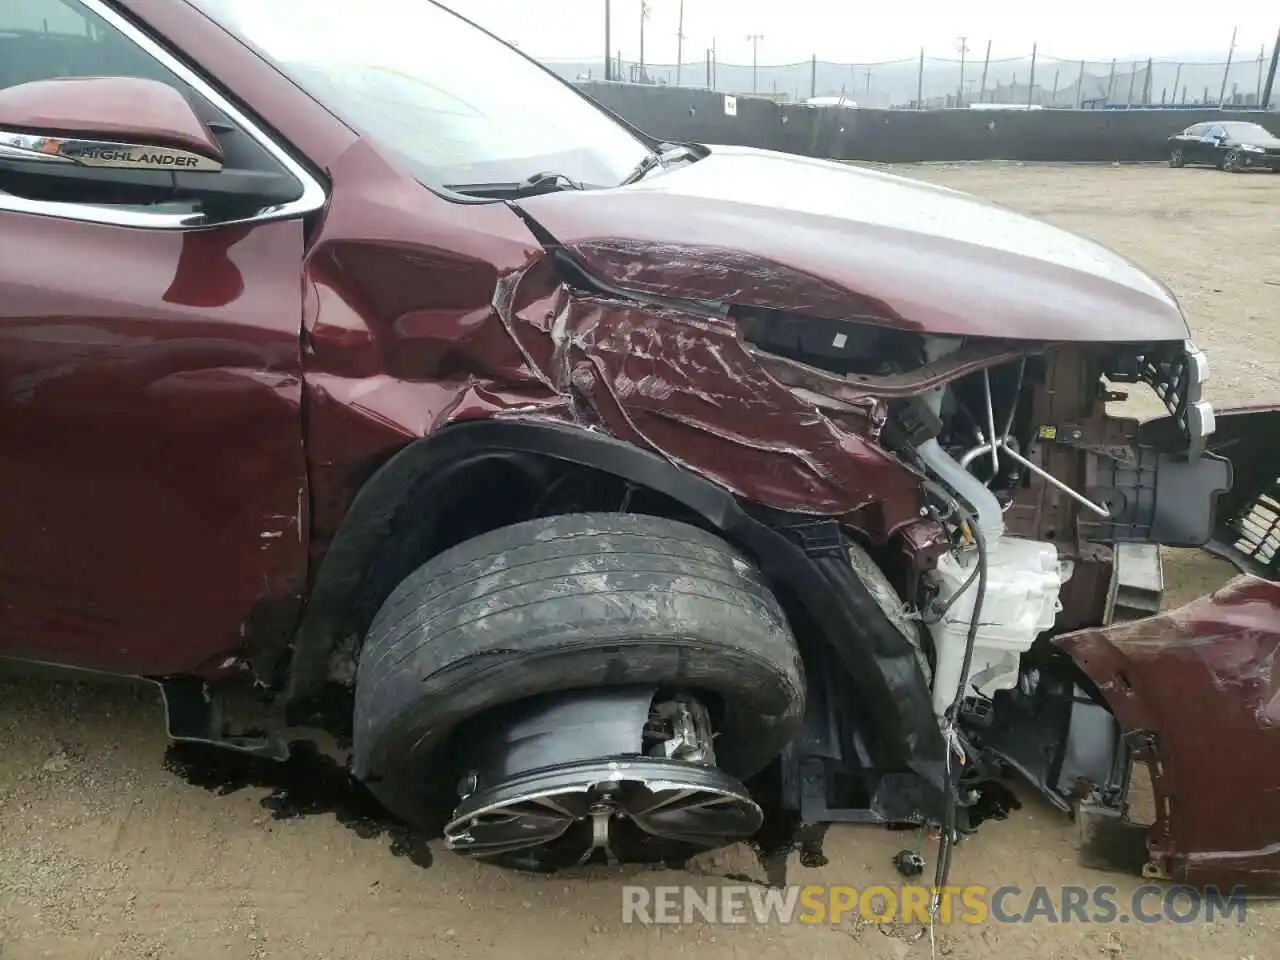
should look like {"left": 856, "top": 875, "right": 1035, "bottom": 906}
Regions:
{"left": 922, "top": 561, "right": 980, "bottom": 625}
{"left": 921, "top": 479, "right": 989, "bottom": 921}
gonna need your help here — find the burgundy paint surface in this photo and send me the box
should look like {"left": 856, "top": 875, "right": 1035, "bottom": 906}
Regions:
{"left": 515, "top": 145, "right": 1191, "bottom": 343}
{"left": 555, "top": 295, "right": 920, "bottom": 520}
{"left": 1061, "top": 576, "right": 1280, "bottom": 890}
{"left": 0, "top": 211, "right": 308, "bottom": 675}
{"left": 298, "top": 140, "right": 924, "bottom": 557}
{"left": 0, "top": 76, "right": 224, "bottom": 159}
{"left": 0, "top": 0, "right": 1241, "bottom": 676}
{"left": 0, "top": 4, "right": 1273, "bottom": 891}
{"left": 299, "top": 140, "right": 563, "bottom": 558}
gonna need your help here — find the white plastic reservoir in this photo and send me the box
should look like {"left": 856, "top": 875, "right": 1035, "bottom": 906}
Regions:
{"left": 927, "top": 536, "right": 1073, "bottom": 716}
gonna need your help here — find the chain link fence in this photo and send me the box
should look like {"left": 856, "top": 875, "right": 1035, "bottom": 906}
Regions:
{"left": 542, "top": 50, "right": 1278, "bottom": 109}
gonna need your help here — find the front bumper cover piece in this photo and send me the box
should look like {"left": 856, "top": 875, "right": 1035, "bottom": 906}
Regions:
{"left": 1059, "top": 575, "right": 1280, "bottom": 892}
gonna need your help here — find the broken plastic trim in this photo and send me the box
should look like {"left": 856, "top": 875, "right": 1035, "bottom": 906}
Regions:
{"left": 1058, "top": 575, "right": 1280, "bottom": 892}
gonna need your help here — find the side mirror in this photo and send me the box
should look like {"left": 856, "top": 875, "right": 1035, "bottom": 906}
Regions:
{"left": 0, "top": 76, "right": 301, "bottom": 216}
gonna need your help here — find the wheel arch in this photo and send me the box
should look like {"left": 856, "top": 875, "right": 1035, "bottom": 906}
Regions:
{"left": 281, "top": 418, "right": 949, "bottom": 809}
{"left": 284, "top": 419, "right": 755, "bottom": 707}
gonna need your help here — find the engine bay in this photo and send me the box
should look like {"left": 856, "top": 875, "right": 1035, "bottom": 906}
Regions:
{"left": 883, "top": 336, "right": 1232, "bottom": 717}
{"left": 738, "top": 310, "right": 1238, "bottom": 866}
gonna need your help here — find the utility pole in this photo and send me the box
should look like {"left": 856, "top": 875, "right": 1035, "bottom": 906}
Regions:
{"left": 862, "top": 67, "right": 872, "bottom": 98}
{"left": 675, "top": 0, "right": 685, "bottom": 86}
{"left": 916, "top": 47, "right": 925, "bottom": 108}
{"left": 956, "top": 36, "right": 970, "bottom": 106}
{"left": 1028, "top": 42, "right": 1038, "bottom": 107}
{"left": 1263, "top": 24, "right": 1280, "bottom": 109}
{"left": 1219, "top": 25, "right": 1237, "bottom": 106}
{"left": 639, "top": 0, "right": 650, "bottom": 84}
{"left": 604, "top": 0, "right": 611, "bottom": 81}
{"left": 978, "top": 40, "right": 991, "bottom": 102}
{"left": 747, "top": 32, "right": 764, "bottom": 93}
{"left": 1259, "top": 24, "right": 1280, "bottom": 109}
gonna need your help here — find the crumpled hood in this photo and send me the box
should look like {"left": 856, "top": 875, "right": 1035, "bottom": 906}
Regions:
{"left": 516, "top": 144, "right": 1189, "bottom": 343}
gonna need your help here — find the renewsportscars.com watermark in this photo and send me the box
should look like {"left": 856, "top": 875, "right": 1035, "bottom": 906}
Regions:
{"left": 621, "top": 884, "right": 1248, "bottom": 926}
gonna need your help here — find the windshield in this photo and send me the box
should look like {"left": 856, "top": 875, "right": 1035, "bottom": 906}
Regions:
{"left": 1222, "top": 122, "right": 1275, "bottom": 141}
{"left": 186, "top": 0, "right": 652, "bottom": 191}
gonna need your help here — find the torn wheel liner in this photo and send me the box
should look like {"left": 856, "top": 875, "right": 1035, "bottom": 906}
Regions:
{"left": 1058, "top": 575, "right": 1280, "bottom": 892}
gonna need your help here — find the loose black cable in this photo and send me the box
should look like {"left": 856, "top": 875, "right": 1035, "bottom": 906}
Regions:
{"left": 921, "top": 480, "right": 989, "bottom": 905}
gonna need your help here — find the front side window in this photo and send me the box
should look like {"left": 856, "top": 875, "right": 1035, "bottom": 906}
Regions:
{"left": 0, "top": 0, "right": 190, "bottom": 94}
{"left": 186, "top": 0, "right": 653, "bottom": 192}
{"left": 1221, "top": 122, "right": 1274, "bottom": 141}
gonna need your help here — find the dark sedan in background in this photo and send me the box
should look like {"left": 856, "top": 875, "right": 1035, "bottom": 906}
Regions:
{"left": 1167, "top": 120, "right": 1280, "bottom": 172}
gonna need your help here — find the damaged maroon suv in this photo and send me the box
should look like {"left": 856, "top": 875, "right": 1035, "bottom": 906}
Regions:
{"left": 2, "top": 0, "right": 1278, "bottom": 888}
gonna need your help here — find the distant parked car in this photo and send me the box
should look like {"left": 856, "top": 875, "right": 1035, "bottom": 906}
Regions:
{"left": 1166, "top": 120, "right": 1280, "bottom": 172}
{"left": 804, "top": 95, "right": 857, "bottom": 108}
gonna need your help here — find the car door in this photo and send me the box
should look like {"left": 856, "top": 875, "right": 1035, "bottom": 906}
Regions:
{"left": 1178, "top": 123, "right": 1207, "bottom": 163}
{"left": 1201, "top": 124, "right": 1229, "bottom": 165}
{"left": 0, "top": 0, "right": 325, "bottom": 676}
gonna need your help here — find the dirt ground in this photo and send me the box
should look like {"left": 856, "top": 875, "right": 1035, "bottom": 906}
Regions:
{"left": 2, "top": 164, "right": 1278, "bottom": 959}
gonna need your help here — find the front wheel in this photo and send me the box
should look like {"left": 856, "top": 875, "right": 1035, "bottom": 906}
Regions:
{"left": 352, "top": 512, "right": 806, "bottom": 870}
{"left": 1223, "top": 149, "right": 1241, "bottom": 172}
{"left": 1168, "top": 146, "right": 1185, "bottom": 168}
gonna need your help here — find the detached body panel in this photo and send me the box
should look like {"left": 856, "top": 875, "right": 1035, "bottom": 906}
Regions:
{"left": 1062, "top": 576, "right": 1280, "bottom": 891}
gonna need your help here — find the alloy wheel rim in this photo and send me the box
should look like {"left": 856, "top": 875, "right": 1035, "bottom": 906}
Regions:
{"left": 444, "top": 757, "right": 763, "bottom": 870}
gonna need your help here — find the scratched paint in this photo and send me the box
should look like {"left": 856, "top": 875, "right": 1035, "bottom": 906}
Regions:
{"left": 301, "top": 140, "right": 934, "bottom": 552}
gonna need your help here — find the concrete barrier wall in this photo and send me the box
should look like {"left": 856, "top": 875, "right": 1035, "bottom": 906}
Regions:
{"left": 577, "top": 82, "right": 1275, "bottom": 163}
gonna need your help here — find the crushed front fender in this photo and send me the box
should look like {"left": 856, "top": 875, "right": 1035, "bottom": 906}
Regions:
{"left": 1058, "top": 575, "right": 1280, "bottom": 891}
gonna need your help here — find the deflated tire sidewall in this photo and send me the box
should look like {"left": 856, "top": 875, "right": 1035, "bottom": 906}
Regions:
{"left": 349, "top": 513, "right": 805, "bottom": 828}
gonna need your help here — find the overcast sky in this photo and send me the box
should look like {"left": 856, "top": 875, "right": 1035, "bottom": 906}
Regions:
{"left": 445, "top": 0, "right": 1277, "bottom": 66}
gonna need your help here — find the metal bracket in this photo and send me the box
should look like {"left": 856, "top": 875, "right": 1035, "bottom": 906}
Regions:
{"left": 1106, "top": 542, "right": 1165, "bottom": 624}
{"left": 780, "top": 519, "right": 846, "bottom": 559}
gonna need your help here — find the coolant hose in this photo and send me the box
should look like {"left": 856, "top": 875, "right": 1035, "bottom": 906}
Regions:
{"left": 916, "top": 437, "right": 1005, "bottom": 543}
